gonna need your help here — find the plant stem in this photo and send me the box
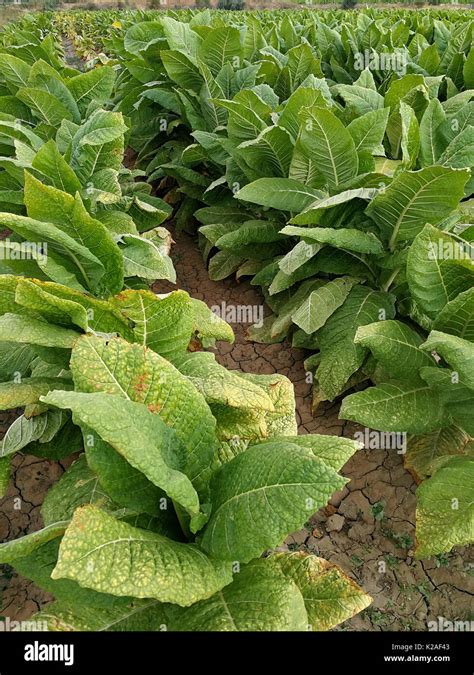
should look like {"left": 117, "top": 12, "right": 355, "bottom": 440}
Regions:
{"left": 382, "top": 267, "right": 400, "bottom": 293}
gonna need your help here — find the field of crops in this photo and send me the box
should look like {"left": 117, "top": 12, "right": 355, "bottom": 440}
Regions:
{"left": 0, "top": 7, "right": 472, "bottom": 635}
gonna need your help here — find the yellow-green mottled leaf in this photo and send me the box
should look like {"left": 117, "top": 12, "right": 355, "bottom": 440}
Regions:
{"left": 52, "top": 506, "right": 232, "bottom": 606}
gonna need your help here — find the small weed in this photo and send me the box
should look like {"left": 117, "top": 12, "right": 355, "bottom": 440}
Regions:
{"left": 415, "top": 581, "right": 432, "bottom": 601}
{"left": 371, "top": 501, "right": 385, "bottom": 521}
{"left": 382, "top": 527, "right": 414, "bottom": 550}
{"left": 366, "top": 608, "right": 390, "bottom": 628}
{"left": 384, "top": 554, "right": 400, "bottom": 570}
{"left": 350, "top": 554, "right": 364, "bottom": 568}
{"left": 434, "top": 553, "right": 451, "bottom": 568}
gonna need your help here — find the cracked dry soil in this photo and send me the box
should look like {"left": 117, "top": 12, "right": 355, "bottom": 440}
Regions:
{"left": 1, "top": 226, "right": 473, "bottom": 631}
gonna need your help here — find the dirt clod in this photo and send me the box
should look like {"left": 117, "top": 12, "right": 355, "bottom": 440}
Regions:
{"left": 327, "top": 514, "right": 345, "bottom": 532}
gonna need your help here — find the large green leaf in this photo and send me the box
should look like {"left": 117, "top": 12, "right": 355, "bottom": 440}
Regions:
{"left": 236, "top": 371, "right": 297, "bottom": 437}
{"left": 269, "top": 552, "right": 371, "bottom": 631}
{"left": 415, "top": 457, "right": 474, "bottom": 558}
{"left": 353, "top": 320, "right": 436, "bottom": 384}
{"left": 236, "top": 126, "right": 293, "bottom": 178}
{"left": 15, "top": 278, "right": 88, "bottom": 330}
{"left": 211, "top": 404, "right": 267, "bottom": 443}
{"left": 17, "top": 87, "right": 73, "bottom": 126}
{"left": 24, "top": 172, "right": 124, "bottom": 296}
{"left": 119, "top": 234, "right": 175, "bottom": 282}
{"left": 10, "top": 537, "right": 135, "bottom": 609}
{"left": 161, "top": 15, "right": 199, "bottom": 55}
{"left": 111, "top": 290, "right": 194, "bottom": 360}
{"left": 347, "top": 107, "right": 389, "bottom": 155}
{"left": 0, "top": 342, "right": 35, "bottom": 381}
{"left": 190, "top": 298, "right": 234, "bottom": 344}
{"left": 52, "top": 505, "right": 232, "bottom": 605}
{"left": 254, "top": 434, "right": 360, "bottom": 472}
{"left": 42, "top": 452, "right": 182, "bottom": 539}
{"left": 36, "top": 599, "right": 168, "bottom": 632}
{"left": 32, "top": 139, "right": 82, "bottom": 194}
{"left": 420, "top": 330, "right": 474, "bottom": 391}
{"left": 200, "top": 440, "right": 345, "bottom": 562}
{"left": 14, "top": 279, "right": 134, "bottom": 339}
{"left": 41, "top": 390, "right": 201, "bottom": 517}
{"left": 66, "top": 67, "right": 115, "bottom": 115}
{"left": 83, "top": 431, "right": 174, "bottom": 521}
{"left": 407, "top": 224, "right": 474, "bottom": 320}
{"left": 366, "top": 166, "right": 469, "bottom": 248}
{"left": 165, "top": 558, "right": 308, "bottom": 631}
{"left": 433, "top": 288, "right": 474, "bottom": 341}
{"left": 419, "top": 99, "right": 446, "bottom": 166}
{"left": 0, "top": 54, "right": 30, "bottom": 91}
{"left": 281, "top": 226, "right": 384, "bottom": 255}
{"left": 124, "top": 21, "right": 164, "bottom": 56}
{"left": 199, "top": 27, "right": 242, "bottom": 76}
{"left": 316, "top": 286, "right": 395, "bottom": 400}
{"left": 296, "top": 106, "right": 358, "bottom": 191}
{"left": 0, "top": 313, "right": 78, "bottom": 348}
{"left": 333, "top": 83, "right": 383, "bottom": 116}
{"left": 235, "top": 177, "right": 326, "bottom": 212}
{"left": 208, "top": 250, "right": 244, "bottom": 281}
{"left": 31, "top": 72, "right": 81, "bottom": 124}
{"left": 292, "top": 277, "right": 359, "bottom": 334}
{"left": 266, "top": 279, "right": 324, "bottom": 339}
{"left": 0, "top": 377, "right": 71, "bottom": 411}
{"left": 438, "top": 125, "right": 474, "bottom": 180}
{"left": 278, "top": 86, "right": 329, "bottom": 141}
{"left": 161, "top": 50, "right": 203, "bottom": 92}
{"left": 340, "top": 382, "right": 445, "bottom": 434}
{"left": 215, "top": 220, "right": 283, "bottom": 248}
{"left": 278, "top": 241, "right": 322, "bottom": 275}
{"left": 405, "top": 426, "right": 474, "bottom": 482}
{"left": 415, "top": 366, "right": 473, "bottom": 431}
{"left": 0, "top": 212, "right": 105, "bottom": 293}
{"left": 172, "top": 351, "right": 274, "bottom": 412}
{"left": 1, "top": 410, "right": 66, "bottom": 457}
{"left": 0, "top": 520, "right": 68, "bottom": 564}
{"left": 69, "top": 110, "right": 126, "bottom": 184}
{"left": 288, "top": 188, "right": 379, "bottom": 226}
{"left": 70, "top": 336, "right": 217, "bottom": 494}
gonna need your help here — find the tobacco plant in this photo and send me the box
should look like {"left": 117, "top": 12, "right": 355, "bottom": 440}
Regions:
{"left": 0, "top": 279, "right": 370, "bottom": 631}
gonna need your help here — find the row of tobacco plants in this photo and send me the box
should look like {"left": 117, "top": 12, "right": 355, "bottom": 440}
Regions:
{"left": 84, "top": 7, "right": 473, "bottom": 561}
{"left": 0, "top": 15, "right": 372, "bottom": 631}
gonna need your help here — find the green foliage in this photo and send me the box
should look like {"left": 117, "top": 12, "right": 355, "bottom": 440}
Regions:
{"left": 0, "top": 6, "right": 473, "bottom": 628}
{"left": 0, "top": 25, "right": 175, "bottom": 291}
{"left": 0, "top": 277, "right": 369, "bottom": 631}
{"left": 84, "top": 8, "right": 474, "bottom": 560}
